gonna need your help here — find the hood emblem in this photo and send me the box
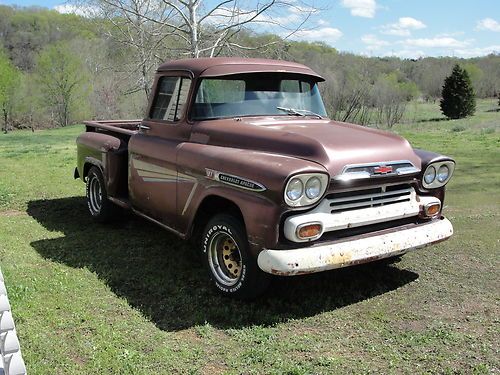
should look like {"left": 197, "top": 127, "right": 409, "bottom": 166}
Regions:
{"left": 373, "top": 165, "right": 393, "bottom": 174}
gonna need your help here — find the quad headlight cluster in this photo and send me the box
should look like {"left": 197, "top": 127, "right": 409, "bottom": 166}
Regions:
{"left": 284, "top": 173, "right": 329, "bottom": 207}
{"left": 422, "top": 161, "right": 455, "bottom": 189}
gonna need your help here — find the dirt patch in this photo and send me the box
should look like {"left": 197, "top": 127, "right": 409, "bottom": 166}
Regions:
{"left": 201, "top": 362, "right": 228, "bottom": 375}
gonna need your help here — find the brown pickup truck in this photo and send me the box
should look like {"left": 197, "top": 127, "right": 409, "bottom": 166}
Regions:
{"left": 75, "top": 57, "right": 455, "bottom": 299}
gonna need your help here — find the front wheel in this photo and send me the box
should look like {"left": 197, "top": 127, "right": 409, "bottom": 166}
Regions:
{"left": 201, "top": 214, "right": 270, "bottom": 299}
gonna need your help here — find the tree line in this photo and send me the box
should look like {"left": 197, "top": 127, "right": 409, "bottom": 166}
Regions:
{"left": 0, "top": 4, "right": 499, "bottom": 132}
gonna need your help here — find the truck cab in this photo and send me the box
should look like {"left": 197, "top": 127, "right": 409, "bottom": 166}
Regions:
{"left": 75, "top": 57, "right": 454, "bottom": 299}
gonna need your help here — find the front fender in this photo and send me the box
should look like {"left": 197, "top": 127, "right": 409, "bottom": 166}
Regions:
{"left": 188, "top": 186, "right": 282, "bottom": 256}
{"left": 176, "top": 142, "right": 329, "bottom": 254}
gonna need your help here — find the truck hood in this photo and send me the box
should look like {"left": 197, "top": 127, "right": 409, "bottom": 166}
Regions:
{"left": 191, "top": 117, "right": 421, "bottom": 177}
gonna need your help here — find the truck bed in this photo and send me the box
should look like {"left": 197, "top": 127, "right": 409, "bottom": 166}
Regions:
{"left": 83, "top": 120, "right": 141, "bottom": 136}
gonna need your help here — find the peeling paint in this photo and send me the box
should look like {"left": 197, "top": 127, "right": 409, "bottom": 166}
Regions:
{"left": 258, "top": 218, "right": 453, "bottom": 275}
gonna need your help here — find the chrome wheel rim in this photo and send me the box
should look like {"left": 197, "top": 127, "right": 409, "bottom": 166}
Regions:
{"left": 208, "top": 232, "right": 242, "bottom": 287}
{"left": 88, "top": 175, "right": 102, "bottom": 214}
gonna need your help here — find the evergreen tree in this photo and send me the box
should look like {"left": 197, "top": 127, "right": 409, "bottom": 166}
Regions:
{"left": 440, "top": 64, "right": 476, "bottom": 119}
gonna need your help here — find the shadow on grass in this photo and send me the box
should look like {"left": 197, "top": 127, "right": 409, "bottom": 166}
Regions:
{"left": 28, "top": 197, "right": 419, "bottom": 331}
{"left": 416, "top": 117, "right": 449, "bottom": 123}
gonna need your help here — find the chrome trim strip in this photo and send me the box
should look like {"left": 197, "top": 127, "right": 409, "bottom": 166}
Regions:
{"left": 143, "top": 177, "right": 176, "bottom": 183}
{"left": 335, "top": 171, "right": 371, "bottom": 181}
{"left": 181, "top": 181, "right": 198, "bottom": 216}
{"left": 329, "top": 187, "right": 412, "bottom": 204}
{"left": 396, "top": 166, "right": 420, "bottom": 175}
{"left": 334, "top": 160, "right": 420, "bottom": 181}
{"left": 330, "top": 195, "right": 411, "bottom": 211}
{"left": 340, "top": 159, "right": 417, "bottom": 172}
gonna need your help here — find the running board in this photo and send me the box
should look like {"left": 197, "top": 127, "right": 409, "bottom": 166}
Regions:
{"left": 132, "top": 209, "right": 185, "bottom": 239}
{"left": 108, "top": 196, "right": 185, "bottom": 239}
{"left": 108, "top": 196, "right": 131, "bottom": 210}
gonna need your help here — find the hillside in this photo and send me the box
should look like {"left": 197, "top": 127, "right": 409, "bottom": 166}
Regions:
{"left": 0, "top": 5, "right": 499, "bottom": 130}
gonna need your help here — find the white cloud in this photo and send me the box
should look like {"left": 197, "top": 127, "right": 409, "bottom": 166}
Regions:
{"left": 340, "top": 0, "right": 376, "bottom": 18}
{"left": 453, "top": 45, "right": 500, "bottom": 57}
{"left": 54, "top": 4, "right": 98, "bottom": 17}
{"left": 476, "top": 18, "right": 500, "bottom": 32}
{"left": 388, "top": 49, "right": 426, "bottom": 59}
{"left": 436, "top": 31, "right": 465, "bottom": 38}
{"left": 361, "top": 34, "right": 389, "bottom": 49}
{"left": 292, "top": 27, "right": 343, "bottom": 45}
{"left": 206, "top": 5, "right": 317, "bottom": 29}
{"left": 403, "top": 37, "right": 470, "bottom": 48}
{"left": 381, "top": 17, "right": 426, "bottom": 36}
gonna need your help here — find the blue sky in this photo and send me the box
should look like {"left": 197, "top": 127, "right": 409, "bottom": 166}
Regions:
{"left": 1, "top": 0, "right": 499, "bottom": 58}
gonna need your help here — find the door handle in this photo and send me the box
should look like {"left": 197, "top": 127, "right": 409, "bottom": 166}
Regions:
{"left": 138, "top": 124, "right": 150, "bottom": 131}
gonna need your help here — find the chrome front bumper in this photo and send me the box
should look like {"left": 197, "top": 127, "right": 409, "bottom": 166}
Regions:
{"left": 257, "top": 218, "right": 453, "bottom": 275}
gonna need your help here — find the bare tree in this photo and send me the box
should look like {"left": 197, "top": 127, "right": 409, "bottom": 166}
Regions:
{"left": 152, "top": 0, "right": 318, "bottom": 58}
{"left": 78, "top": 0, "right": 179, "bottom": 97}
{"left": 77, "top": 0, "right": 318, "bottom": 96}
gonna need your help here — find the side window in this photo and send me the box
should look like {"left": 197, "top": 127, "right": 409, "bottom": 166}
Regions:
{"left": 150, "top": 77, "right": 191, "bottom": 121}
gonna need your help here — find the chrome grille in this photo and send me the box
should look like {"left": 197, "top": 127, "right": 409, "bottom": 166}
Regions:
{"left": 326, "top": 184, "right": 413, "bottom": 213}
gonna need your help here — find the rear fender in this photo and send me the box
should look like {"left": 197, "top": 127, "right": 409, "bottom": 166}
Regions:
{"left": 76, "top": 132, "right": 127, "bottom": 197}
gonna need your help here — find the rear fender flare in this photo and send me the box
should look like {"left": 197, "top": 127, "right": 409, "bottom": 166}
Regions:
{"left": 83, "top": 157, "right": 104, "bottom": 181}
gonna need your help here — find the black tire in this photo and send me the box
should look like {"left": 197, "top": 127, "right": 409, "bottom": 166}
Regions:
{"left": 201, "top": 214, "right": 271, "bottom": 300}
{"left": 86, "top": 166, "right": 117, "bottom": 222}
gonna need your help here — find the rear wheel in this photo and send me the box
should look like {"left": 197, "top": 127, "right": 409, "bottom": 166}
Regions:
{"left": 86, "top": 166, "right": 116, "bottom": 222}
{"left": 201, "top": 214, "right": 270, "bottom": 299}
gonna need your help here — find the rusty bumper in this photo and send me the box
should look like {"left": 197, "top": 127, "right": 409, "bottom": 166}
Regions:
{"left": 257, "top": 218, "right": 453, "bottom": 275}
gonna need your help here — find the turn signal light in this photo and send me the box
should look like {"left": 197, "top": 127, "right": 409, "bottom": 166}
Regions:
{"left": 297, "top": 224, "right": 322, "bottom": 239}
{"left": 424, "top": 202, "right": 441, "bottom": 218}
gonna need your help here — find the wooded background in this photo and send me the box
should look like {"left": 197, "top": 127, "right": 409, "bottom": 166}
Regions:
{"left": 0, "top": 4, "right": 499, "bottom": 131}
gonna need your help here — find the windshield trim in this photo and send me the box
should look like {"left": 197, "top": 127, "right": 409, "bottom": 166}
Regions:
{"left": 189, "top": 74, "right": 326, "bottom": 122}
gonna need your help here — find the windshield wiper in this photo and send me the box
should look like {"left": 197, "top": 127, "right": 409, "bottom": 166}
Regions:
{"left": 276, "top": 106, "right": 323, "bottom": 119}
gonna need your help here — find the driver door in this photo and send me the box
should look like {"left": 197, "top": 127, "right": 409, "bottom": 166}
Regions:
{"left": 129, "top": 74, "right": 192, "bottom": 229}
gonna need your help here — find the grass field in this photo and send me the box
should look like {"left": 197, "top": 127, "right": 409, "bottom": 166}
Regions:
{"left": 0, "top": 99, "right": 498, "bottom": 374}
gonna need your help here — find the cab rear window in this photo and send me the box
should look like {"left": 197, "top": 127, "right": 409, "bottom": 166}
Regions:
{"left": 150, "top": 77, "right": 191, "bottom": 121}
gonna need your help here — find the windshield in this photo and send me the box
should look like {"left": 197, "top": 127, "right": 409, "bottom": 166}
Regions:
{"left": 191, "top": 73, "right": 327, "bottom": 120}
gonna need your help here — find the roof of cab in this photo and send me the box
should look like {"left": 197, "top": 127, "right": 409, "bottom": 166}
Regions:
{"left": 156, "top": 57, "right": 324, "bottom": 81}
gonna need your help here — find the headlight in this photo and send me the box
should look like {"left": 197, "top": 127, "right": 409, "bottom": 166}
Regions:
{"left": 305, "top": 177, "right": 322, "bottom": 199}
{"left": 424, "top": 166, "right": 436, "bottom": 184}
{"left": 286, "top": 178, "right": 303, "bottom": 201}
{"left": 437, "top": 165, "right": 449, "bottom": 183}
{"left": 422, "top": 161, "right": 455, "bottom": 189}
{"left": 284, "top": 173, "right": 329, "bottom": 207}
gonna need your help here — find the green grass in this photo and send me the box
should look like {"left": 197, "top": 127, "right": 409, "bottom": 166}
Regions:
{"left": 0, "top": 99, "right": 499, "bottom": 374}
